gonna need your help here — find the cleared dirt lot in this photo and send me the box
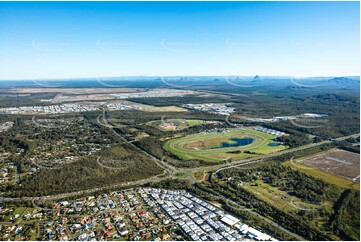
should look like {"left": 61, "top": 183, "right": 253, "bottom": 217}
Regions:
{"left": 298, "top": 149, "right": 360, "bottom": 182}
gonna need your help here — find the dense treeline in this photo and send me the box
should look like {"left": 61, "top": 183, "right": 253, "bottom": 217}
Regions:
{"left": 230, "top": 93, "right": 359, "bottom": 138}
{"left": 277, "top": 132, "right": 311, "bottom": 147}
{"left": 0, "top": 92, "right": 58, "bottom": 108}
{"left": 0, "top": 134, "right": 29, "bottom": 154}
{"left": 133, "top": 137, "right": 167, "bottom": 159}
{"left": 334, "top": 138, "right": 360, "bottom": 154}
{"left": 7, "top": 144, "right": 164, "bottom": 197}
{"left": 0, "top": 115, "right": 164, "bottom": 197}
{"left": 126, "top": 95, "right": 231, "bottom": 106}
{"left": 331, "top": 189, "right": 360, "bottom": 240}
{"left": 263, "top": 143, "right": 334, "bottom": 162}
{"left": 147, "top": 178, "right": 192, "bottom": 190}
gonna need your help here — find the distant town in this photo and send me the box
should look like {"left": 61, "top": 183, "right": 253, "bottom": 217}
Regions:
{"left": 181, "top": 103, "right": 236, "bottom": 116}
{"left": 0, "top": 89, "right": 197, "bottom": 115}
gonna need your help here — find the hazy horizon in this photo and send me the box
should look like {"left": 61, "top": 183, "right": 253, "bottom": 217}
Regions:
{"left": 0, "top": 75, "right": 360, "bottom": 83}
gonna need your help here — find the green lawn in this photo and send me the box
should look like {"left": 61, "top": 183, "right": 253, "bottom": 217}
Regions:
{"left": 241, "top": 181, "right": 328, "bottom": 212}
{"left": 173, "top": 172, "right": 189, "bottom": 179}
{"left": 12, "top": 207, "right": 27, "bottom": 223}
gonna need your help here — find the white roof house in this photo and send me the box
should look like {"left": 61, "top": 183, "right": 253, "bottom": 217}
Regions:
{"left": 247, "top": 227, "right": 271, "bottom": 241}
{"left": 220, "top": 215, "right": 240, "bottom": 226}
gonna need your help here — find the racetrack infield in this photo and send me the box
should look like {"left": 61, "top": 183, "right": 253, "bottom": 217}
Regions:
{"left": 164, "top": 128, "right": 287, "bottom": 162}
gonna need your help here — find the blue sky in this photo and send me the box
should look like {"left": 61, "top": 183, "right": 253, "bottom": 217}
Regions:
{"left": 0, "top": 1, "right": 359, "bottom": 80}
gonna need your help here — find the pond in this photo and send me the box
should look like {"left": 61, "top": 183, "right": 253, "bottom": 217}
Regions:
{"left": 317, "top": 114, "right": 328, "bottom": 117}
{"left": 268, "top": 142, "right": 281, "bottom": 147}
{"left": 211, "top": 137, "right": 254, "bottom": 149}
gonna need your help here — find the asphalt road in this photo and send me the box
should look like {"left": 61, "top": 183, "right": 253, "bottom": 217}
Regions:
{"left": 2, "top": 132, "right": 358, "bottom": 203}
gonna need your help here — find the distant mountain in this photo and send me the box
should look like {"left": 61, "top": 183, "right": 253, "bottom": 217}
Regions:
{"left": 252, "top": 75, "right": 261, "bottom": 82}
{"left": 327, "top": 77, "right": 359, "bottom": 85}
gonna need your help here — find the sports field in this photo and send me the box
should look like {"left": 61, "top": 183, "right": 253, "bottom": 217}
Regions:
{"left": 164, "top": 128, "right": 286, "bottom": 162}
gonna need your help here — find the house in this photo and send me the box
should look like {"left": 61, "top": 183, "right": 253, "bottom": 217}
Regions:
{"left": 60, "top": 201, "right": 69, "bottom": 206}
{"left": 220, "top": 215, "right": 240, "bottom": 226}
{"left": 103, "top": 229, "right": 117, "bottom": 237}
{"left": 120, "top": 229, "right": 129, "bottom": 236}
{"left": 162, "top": 234, "right": 171, "bottom": 240}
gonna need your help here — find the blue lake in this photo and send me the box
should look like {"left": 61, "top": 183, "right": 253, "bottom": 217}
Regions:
{"left": 309, "top": 113, "right": 328, "bottom": 117}
{"left": 268, "top": 142, "right": 281, "bottom": 147}
{"left": 212, "top": 138, "right": 254, "bottom": 149}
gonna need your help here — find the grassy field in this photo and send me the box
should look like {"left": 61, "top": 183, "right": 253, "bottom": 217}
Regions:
{"left": 147, "top": 119, "right": 205, "bottom": 131}
{"left": 283, "top": 160, "right": 360, "bottom": 190}
{"left": 239, "top": 181, "right": 335, "bottom": 237}
{"left": 164, "top": 128, "right": 286, "bottom": 162}
{"left": 9, "top": 207, "right": 37, "bottom": 223}
{"left": 173, "top": 172, "right": 189, "bottom": 179}
{"left": 193, "top": 172, "right": 206, "bottom": 181}
{"left": 241, "top": 181, "right": 329, "bottom": 212}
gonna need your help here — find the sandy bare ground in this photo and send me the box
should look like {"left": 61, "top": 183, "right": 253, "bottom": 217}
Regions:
{"left": 114, "top": 100, "right": 186, "bottom": 112}
{"left": 299, "top": 148, "right": 360, "bottom": 182}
